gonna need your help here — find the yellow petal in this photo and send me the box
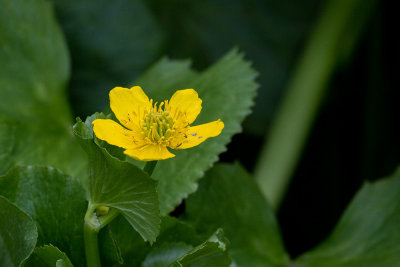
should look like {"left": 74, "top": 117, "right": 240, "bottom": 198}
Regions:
{"left": 168, "top": 89, "right": 202, "bottom": 124}
{"left": 109, "top": 86, "right": 151, "bottom": 131}
{"left": 124, "top": 144, "right": 175, "bottom": 161}
{"left": 92, "top": 119, "right": 141, "bottom": 149}
{"left": 173, "top": 119, "right": 224, "bottom": 149}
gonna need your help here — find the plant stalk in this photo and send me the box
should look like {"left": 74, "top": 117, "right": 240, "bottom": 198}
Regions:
{"left": 84, "top": 222, "right": 101, "bottom": 267}
{"left": 84, "top": 206, "right": 101, "bottom": 267}
{"left": 254, "top": 0, "right": 377, "bottom": 209}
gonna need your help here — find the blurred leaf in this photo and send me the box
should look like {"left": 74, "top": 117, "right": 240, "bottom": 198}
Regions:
{"left": 170, "top": 229, "right": 231, "bottom": 267}
{"left": 100, "top": 216, "right": 201, "bottom": 266}
{"left": 24, "top": 245, "right": 73, "bottom": 267}
{"left": 142, "top": 243, "right": 193, "bottom": 267}
{"left": 297, "top": 167, "right": 400, "bottom": 266}
{"left": 0, "top": 196, "right": 37, "bottom": 267}
{"left": 136, "top": 49, "right": 258, "bottom": 215}
{"left": 0, "top": 166, "right": 87, "bottom": 266}
{"left": 54, "top": 0, "right": 164, "bottom": 117}
{"left": 146, "top": 0, "right": 322, "bottom": 135}
{"left": 0, "top": 115, "right": 15, "bottom": 174}
{"left": 184, "top": 163, "right": 289, "bottom": 266}
{"left": 0, "top": 0, "right": 87, "bottom": 179}
{"left": 73, "top": 113, "right": 160, "bottom": 243}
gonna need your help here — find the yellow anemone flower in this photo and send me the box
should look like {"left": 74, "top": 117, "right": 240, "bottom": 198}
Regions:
{"left": 92, "top": 86, "right": 224, "bottom": 161}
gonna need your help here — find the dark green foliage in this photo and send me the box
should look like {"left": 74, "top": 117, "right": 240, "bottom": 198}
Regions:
{"left": 184, "top": 163, "right": 289, "bottom": 266}
{"left": 0, "top": 0, "right": 87, "bottom": 179}
{"left": 54, "top": 0, "right": 164, "bottom": 116}
{"left": 296, "top": 168, "right": 400, "bottom": 266}
{"left": 0, "top": 196, "right": 37, "bottom": 267}
{"left": 0, "top": 166, "right": 87, "bottom": 266}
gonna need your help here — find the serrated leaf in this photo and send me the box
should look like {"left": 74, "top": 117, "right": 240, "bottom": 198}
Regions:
{"left": 0, "top": 166, "right": 87, "bottom": 266}
{"left": 23, "top": 245, "right": 73, "bottom": 267}
{"left": 73, "top": 113, "right": 160, "bottom": 243}
{"left": 0, "top": 196, "right": 37, "bottom": 267}
{"left": 170, "top": 229, "right": 231, "bottom": 267}
{"left": 0, "top": 0, "right": 87, "bottom": 179}
{"left": 296, "top": 167, "right": 400, "bottom": 266}
{"left": 135, "top": 49, "right": 258, "bottom": 215}
{"left": 54, "top": 0, "right": 164, "bottom": 117}
{"left": 184, "top": 163, "right": 289, "bottom": 266}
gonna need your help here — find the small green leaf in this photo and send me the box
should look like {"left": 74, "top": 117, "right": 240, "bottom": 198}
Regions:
{"left": 136, "top": 49, "right": 258, "bottom": 215}
{"left": 296, "top": 167, "right": 400, "bottom": 266}
{"left": 184, "top": 163, "right": 289, "bottom": 266}
{"left": 142, "top": 243, "right": 193, "bottom": 267}
{"left": 73, "top": 113, "right": 160, "bottom": 243}
{"left": 0, "top": 166, "right": 87, "bottom": 266}
{"left": 23, "top": 245, "right": 73, "bottom": 267}
{"left": 170, "top": 229, "right": 231, "bottom": 267}
{"left": 0, "top": 0, "right": 87, "bottom": 179}
{"left": 0, "top": 195, "right": 37, "bottom": 267}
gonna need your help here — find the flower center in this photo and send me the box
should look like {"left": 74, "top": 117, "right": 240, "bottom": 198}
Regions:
{"left": 142, "top": 101, "right": 175, "bottom": 143}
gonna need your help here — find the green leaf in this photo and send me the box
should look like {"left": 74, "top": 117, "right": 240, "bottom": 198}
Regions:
{"left": 184, "top": 163, "right": 289, "bottom": 266}
{"left": 0, "top": 0, "right": 87, "bottom": 179}
{"left": 100, "top": 216, "right": 201, "bottom": 266}
{"left": 170, "top": 229, "right": 231, "bottom": 267}
{"left": 73, "top": 113, "right": 160, "bottom": 243}
{"left": 54, "top": 0, "right": 164, "bottom": 116}
{"left": 0, "top": 195, "right": 37, "bottom": 267}
{"left": 142, "top": 243, "right": 193, "bottom": 267}
{"left": 0, "top": 166, "right": 87, "bottom": 266}
{"left": 136, "top": 49, "right": 258, "bottom": 215}
{"left": 23, "top": 245, "right": 73, "bottom": 267}
{"left": 296, "top": 167, "right": 400, "bottom": 266}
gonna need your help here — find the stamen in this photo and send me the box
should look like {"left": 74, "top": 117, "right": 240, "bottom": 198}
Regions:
{"left": 142, "top": 100, "right": 175, "bottom": 144}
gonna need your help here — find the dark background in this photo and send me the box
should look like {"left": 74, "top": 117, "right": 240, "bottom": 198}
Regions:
{"left": 55, "top": 0, "right": 399, "bottom": 258}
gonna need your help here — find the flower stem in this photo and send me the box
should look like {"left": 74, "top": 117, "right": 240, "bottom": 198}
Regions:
{"left": 84, "top": 222, "right": 101, "bottom": 267}
{"left": 84, "top": 206, "right": 101, "bottom": 267}
{"left": 83, "top": 205, "right": 120, "bottom": 267}
{"left": 144, "top": 161, "right": 158, "bottom": 176}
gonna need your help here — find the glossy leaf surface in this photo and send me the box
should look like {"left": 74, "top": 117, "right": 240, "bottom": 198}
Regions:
{"left": 0, "top": 166, "right": 87, "bottom": 266}
{"left": 0, "top": 196, "right": 37, "bottom": 267}
{"left": 184, "top": 163, "right": 289, "bottom": 266}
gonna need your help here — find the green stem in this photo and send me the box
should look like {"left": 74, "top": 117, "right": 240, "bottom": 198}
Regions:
{"left": 254, "top": 0, "right": 377, "bottom": 210}
{"left": 144, "top": 161, "right": 158, "bottom": 176}
{"left": 84, "top": 206, "right": 101, "bottom": 267}
{"left": 83, "top": 205, "right": 120, "bottom": 267}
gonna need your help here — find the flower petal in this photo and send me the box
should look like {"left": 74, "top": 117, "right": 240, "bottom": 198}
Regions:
{"left": 124, "top": 144, "right": 175, "bottom": 161}
{"left": 92, "top": 119, "right": 142, "bottom": 149}
{"left": 173, "top": 119, "right": 224, "bottom": 149}
{"left": 110, "top": 86, "right": 151, "bottom": 130}
{"left": 168, "top": 89, "right": 202, "bottom": 124}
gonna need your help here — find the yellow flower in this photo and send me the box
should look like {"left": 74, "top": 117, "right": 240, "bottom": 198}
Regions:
{"left": 92, "top": 86, "right": 224, "bottom": 161}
